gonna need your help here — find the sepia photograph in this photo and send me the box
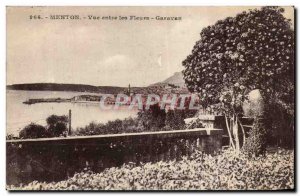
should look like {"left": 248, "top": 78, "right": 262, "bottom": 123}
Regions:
{"left": 6, "top": 6, "right": 295, "bottom": 191}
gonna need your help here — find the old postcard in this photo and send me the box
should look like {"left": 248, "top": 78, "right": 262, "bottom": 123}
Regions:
{"left": 6, "top": 6, "right": 295, "bottom": 191}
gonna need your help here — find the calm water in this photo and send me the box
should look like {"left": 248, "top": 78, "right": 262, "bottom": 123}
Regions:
{"left": 7, "top": 90, "right": 137, "bottom": 136}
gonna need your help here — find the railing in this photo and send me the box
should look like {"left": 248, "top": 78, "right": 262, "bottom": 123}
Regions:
{"left": 7, "top": 128, "right": 223, "bottom": 185}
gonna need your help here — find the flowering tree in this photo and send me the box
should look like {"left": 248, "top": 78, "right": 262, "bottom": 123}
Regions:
{"left": 182, "top": 7, "right": 294, "bottom": 152}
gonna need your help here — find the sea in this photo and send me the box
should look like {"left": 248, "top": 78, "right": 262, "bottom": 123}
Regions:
{"left": 6, "top": 90, "right": 138, "bottom": 136}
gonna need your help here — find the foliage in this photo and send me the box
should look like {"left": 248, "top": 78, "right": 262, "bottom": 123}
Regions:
{"left": 164, "top": 96, "right": 199, "bottom": 130}
{"left": 75, "top": 117, "right": 141, "bottom": 136}
{"left": 264, "top": 101, "right": 294, "bottom": 148}
{"left": 17, "top": 115, "right": 69, "bottom": 139}
{"left": 185, "top": 118, "right": 205, "bottom": 129}
{"left": 8, "top": 149, "right": 294, "bottom": 190}
{"left": 14, "top": 107, "right": 194, "bottom": 139}
{"left": 6, "top": 134, "right": 17, "bottom": 140}
{"left": 182, "top": 6, "right": 294, "bottom": 105}
{"left": 165, "top": 109, "right": 197, "bottom": 130}
{"left": 182, "top": 6, "right": 294, "bottom": 152}
{"left": 19, "top": 123, "right": 49, "bottom": 139}
{"left": 242, "top": 118, "right": 268, "bottom": 156}
{"left": 46, "top": 115, "right": 68, "bottom": 137}
{"left": 137, "top": 104, "right": 166, "bottom": 131}
{"left": 75, "top": 107, "right": 195, "bottom": 136}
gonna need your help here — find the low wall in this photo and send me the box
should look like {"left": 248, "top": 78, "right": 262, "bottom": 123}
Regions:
{"left": 7, "top": 128, "right": 223, "bottom": 185}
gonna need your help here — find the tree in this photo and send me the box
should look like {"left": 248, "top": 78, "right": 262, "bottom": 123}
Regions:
{"left": 19, "top": 123, "right": 48, "bottom": 139}
{"left": 137, "top": 104, "right": 166, "bottom": 131}
{"left": 182, "top": 7, "right": 294, "bottom": 153}
{"left": 46, "top": 115, "right": 68, "bottom": 137}
{"left": 105, "top": 119, "right": 124, "bottom": 134}
{"left": 165, "top": 109, "right": 186, "bottom": 130}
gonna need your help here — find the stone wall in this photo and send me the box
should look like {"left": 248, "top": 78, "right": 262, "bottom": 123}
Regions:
{"left": 7, "top": 128, "right": 223, "bottom": 185}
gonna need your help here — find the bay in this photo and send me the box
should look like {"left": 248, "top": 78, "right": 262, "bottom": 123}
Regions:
{"left": 6, "top": 90, "right": 138, "bottom": 136}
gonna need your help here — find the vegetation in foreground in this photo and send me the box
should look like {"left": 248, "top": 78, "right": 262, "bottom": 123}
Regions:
{"left": 8, "top": 149, "right": 294, "bottom": 191}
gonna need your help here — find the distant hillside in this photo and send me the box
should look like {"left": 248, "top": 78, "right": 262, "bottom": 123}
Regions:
{"left": 151, "top": 72, "right": 185, "bottom": 87}
{"left": 7, "top": 83, "right": 127, "bottom": 94}
{"left": 7, "top": 72, "right": 187, "bottom": 95}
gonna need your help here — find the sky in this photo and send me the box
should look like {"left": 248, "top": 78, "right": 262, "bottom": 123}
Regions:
{"left": 7, "top": 6, "right": 294, "bottom": 87}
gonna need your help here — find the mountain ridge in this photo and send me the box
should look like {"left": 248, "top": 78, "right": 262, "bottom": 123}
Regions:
{"left": 150, "top": 71, "right": 185, "bottom": 87}
{"left": 7, "top": 72, "right": 186, "bottom": 94}
{"left": 6, "top": 83, "right": 128, "bottom": 94}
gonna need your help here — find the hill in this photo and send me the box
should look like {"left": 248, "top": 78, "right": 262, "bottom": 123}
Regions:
{"left": 151, "top": 72, "right": 185, "bottom": 87}
{"left": 7, "top": 72, "right": 187, "bottom": 95}
{"left": 6, "top": 83, "right": 127, "bottom": 94}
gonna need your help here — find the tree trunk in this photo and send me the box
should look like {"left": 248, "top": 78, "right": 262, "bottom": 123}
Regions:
{"left": 224, "top": 114, "right": 235, "bottom": 149}
{"left": 237, "top": 118, "right": 246, "bottom": 147}
{"left": 232, "top": 115, "right": 240, "bottom": 152}
{"left": 225, "top": 114, "right": 246, "bottom": 153}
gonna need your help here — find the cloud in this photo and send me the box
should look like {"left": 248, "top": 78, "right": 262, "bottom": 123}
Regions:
{"left": 85, "top": 54, "right": 141, "bottom": 87}
{"left": 101, "top": 54, "right": 136, "bottom": 71}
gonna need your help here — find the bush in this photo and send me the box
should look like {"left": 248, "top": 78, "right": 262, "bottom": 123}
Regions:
{"left": 75, "top": 117, "right": 142, "bottom": 136}
{"left": 19, "top": 123, "right": 49, "bottom": 139}
{"left": 75, "top": 107, "right": 197, "bottom": 136}
{"left": 165, "top": 109, "right": 186, "bottom": 130}
{"left": 242, "top": 117, "right": 267, "bottom": 156}
{"left": 8, "top": 149, "right": 294, "bottom": 190}
{"left": 137, "top": 104, "right": 166, "bottom": 131}
{"left": 16, "top": 115, "right": 69, "bottom": 139}
{"left": 165, "top": 108, "right": 198, "bottom": 130}
{"left": 46, "top": 115, "right": 68, "bottom": 137}
{"left": 6, "top": 134, "right": 16, "bottom": 140}
{"left": 265, "top": 101, "right": 294, "bottom": 148}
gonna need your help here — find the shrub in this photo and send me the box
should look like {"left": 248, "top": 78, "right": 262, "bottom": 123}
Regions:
{"left": 75, "top": 117, "right": 142, "bottom": 136}
{"left": 19, "top": 123, "right": 49, "bottom": 139}
{"left": 6, "top": 134, "right": 16, "bottom": 140}
{"left": 75, "top": 107, "right": 198, "bottom": 136}
{"left": 137, "top": 104, "right": 166, "bottom": 131}
{"left": 8, "top": 149, "right": 294, "bottom": 190}
{"left": 265, "top": 101, "right": 294, "bottom": 148}
{"left": 165, "top": 109, "right": 186, "bottom": 130}
{"left": 242, "top": 117, "right": 267, "bottom": 156}
{"left": 46, "top": 115, "right": 68, "bottom": 137}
